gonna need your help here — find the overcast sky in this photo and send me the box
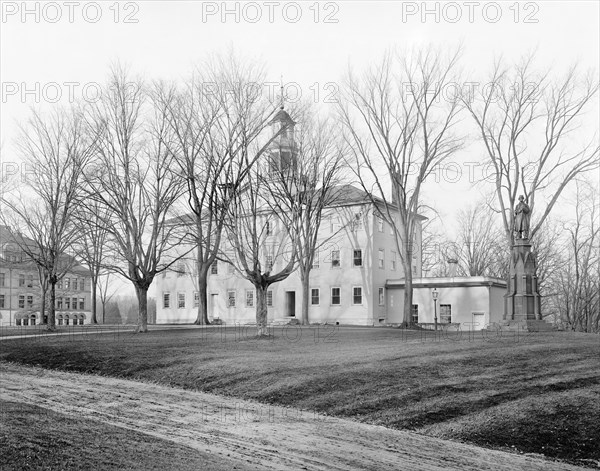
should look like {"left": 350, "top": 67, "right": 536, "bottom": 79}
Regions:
{"left": 1, "top": 0, "right": 599, "bottom": 234}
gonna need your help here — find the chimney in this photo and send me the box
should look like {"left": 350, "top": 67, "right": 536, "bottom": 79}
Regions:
{"left": 447, "top": 258, "right": 458, "bottom": 277}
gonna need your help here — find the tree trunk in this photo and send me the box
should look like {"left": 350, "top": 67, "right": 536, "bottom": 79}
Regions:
{"left": 256, "top": 285, "right": 269, "bottom": 336}
{"left": 194, "top": 270, "right": 210, "bottom": 325}
{"left": 40, "top": 287, "right": 47, "bottom": 328}
{"left": 402, "top": 260, "right": 413, "bottom": 326}
{"left": 91, "top": 281, "right": 98, "bottom": 324}
{"left": 135, "top": 285, "right": 149, "bottom": 333}
{"left": 47, "top": 283, "right": 56, "bottom": 331}
{"left": 300, "top": 270, "right": 310, "bottom": 325}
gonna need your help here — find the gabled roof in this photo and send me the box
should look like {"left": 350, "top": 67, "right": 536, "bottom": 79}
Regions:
{"left": 326, "top": 184, "right": 428, "bottom": 220}
{"left": 269, "top": 108, "right": 296, "bottom": 126}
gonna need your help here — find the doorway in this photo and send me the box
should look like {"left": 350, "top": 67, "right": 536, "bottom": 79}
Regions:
{"left": 285, "top": 291, "right": 296, "bottom": 317}
{"left": 210, "top": 294, "right": 219, "bottom": 321}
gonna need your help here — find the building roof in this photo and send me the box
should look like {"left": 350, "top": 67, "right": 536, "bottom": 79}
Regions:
{"left": 386, "top": 276, "right": 507, "bottom": 289}
{"left": 0, "top": 225, "right": 90, "bottom": 276}
{"left": 269, "top": 107, "right": 296, "bottom": 126}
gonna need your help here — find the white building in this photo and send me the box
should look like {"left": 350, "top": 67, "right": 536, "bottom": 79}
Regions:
{"left": 155, "top": 107, "right": 506, "bottom": 330}
{"left": 156, "top": 183, "right": 425, "bottom": 326}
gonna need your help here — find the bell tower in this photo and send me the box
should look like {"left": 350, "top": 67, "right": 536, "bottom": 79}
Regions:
{"left": 267, "top": 84, "right": 296, "bottom": 176}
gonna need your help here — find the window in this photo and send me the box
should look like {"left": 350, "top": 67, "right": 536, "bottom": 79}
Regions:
{"left": 57, "top": 279, "right": 62, "bottom": 289}
{"left": 331, "top": 250, "right": 340, "bottom": 268}
{"left": 163, "top": 293, "right": 170, "bottom": 309}
{"left": 27, "top": 275, "right": 33, "bottom": 288}
{"left": 79, "top": 298, "right": 85, "bottom": 310}
{"left": 411, "top": 304, "right": 419, "bottom": 324}
{"left": 80, "top": 278, "right": 85, "bottom": 290}
{"left": 27, "top": 295, "right": 33, "bottom": 308}
{"left": 18, "top": 295, "right": 25, "bottom": 308}
{"left": 311, "top": 288, "right": 320, "bottom": 305}
{"left": 353, "top": 249, "right": 362, "bottom": 267}
{"left": 19, "top": 274, "right": 25, "bottom": 287}
{"left": 352, "top": 286, "right": 363, "bottom": 305}
{"left": 266, "top": 254, "right": 273, "bottom": 271}
{"left": 65, "top": 297, "right": 71, "bottom": 310}
{"left": 72, "top": 297, "right": 77, "bottom": 309}
{"left": 440, "top": 304, "right": 452, "bottom": 323}
{"left": 378, "top": 249, "right": 384, "bottom": 269}
{"left": 193, "top": 292, "right": 199, "bottom": 307}
{"left": 57, "top": 297, "right": 63, "bottom": 310}
{"left": 72, "top": 278, "right": 78, "bottom": 290}
{"left": 391, "top": 251, "right": 397, "bottom": 271}
{"left": 311, "top": 249, "right": 319, "bottom": 269}
{"left": 378, "top": 287, "right": 385, "bottom": 306}
{"left": 377, "top": 216, "right": 384, "bottom": 232}
{"left": 331, "top": 287, "right": 341, "bottom": 305}
{"left": 178, "top": 293, "right": 185, "bottom": 309}
{"left": 412, "top": 265, "right": 417, "bottom": 275}
{"left": 228, "top": 263, "right": 235, "bottom": 274}
{"left": 0, "top": 273, "right": 4, "bottom": 287}
{"left": 266, "top": 290, "right": 273, "bottom": 307}
{"left": 246, "top": 290, "right": 254, "bottom": 307}
{"left": 0, "top": 294, "right": 4, "bottom": 308}
{"left": 211, "top": 262, "right": 218, "bottom": 275}
{"left": 177, "top": 262, "right": 186, "bottom": 277}
{"left": 65, "top": 278, "right": 70, "bottom": 289}
{"left": 227, "top": 290, "right": 236, "bottom": 307}
{"left": 265, "top": 220, "right": 272, "bottom": 235}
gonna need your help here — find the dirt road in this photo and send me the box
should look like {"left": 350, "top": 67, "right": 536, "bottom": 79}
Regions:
{"left": 0, "top": 362, "right": 588, "bottom": 470}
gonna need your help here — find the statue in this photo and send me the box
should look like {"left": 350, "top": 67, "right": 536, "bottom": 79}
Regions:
{"left": 513, "top": 195, "right": 531, "bottom": 239}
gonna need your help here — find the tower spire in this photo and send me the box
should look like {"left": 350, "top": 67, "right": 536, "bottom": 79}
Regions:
{"left": 280, "top": 74, "right": 284, "bottom": 110}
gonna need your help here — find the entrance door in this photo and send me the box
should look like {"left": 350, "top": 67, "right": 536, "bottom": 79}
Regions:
{"left": 285, "top": 291, "right": 296, "bottom": 317}
{"left": 210, "top": 294, "right": 219, "bottom": 321}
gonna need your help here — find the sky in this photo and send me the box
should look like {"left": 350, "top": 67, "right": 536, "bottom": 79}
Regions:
{"left": 1, "top": 1, "right": 599, "bottom": 293}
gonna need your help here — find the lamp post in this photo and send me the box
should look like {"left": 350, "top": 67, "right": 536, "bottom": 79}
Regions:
{"left": 432, "top": 288, "right": 438, "bottom": 331}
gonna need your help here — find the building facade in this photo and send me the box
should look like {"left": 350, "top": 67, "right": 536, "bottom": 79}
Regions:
{"left": 0, "top": 226, "right": 92, "bottom": 326}
{"left": 156, "top": 192, "right": 425, "bottom": 326}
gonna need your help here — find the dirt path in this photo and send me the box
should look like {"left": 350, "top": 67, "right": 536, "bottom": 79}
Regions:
{"left": 0, "top": 362, "right": 588, "bottom": 471}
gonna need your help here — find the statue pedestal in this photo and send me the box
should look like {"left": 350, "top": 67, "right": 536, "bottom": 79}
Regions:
{"left": 504, "top": 238, "right": 542, "bottom": 322}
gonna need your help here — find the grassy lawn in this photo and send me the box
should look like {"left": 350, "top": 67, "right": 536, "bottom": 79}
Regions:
{"left": 0, "top": 324, "right": 132, "bottom": 337}
{"left": 0, "top": 399, "right": 250, "bottom": 470}
{"left": 1, "top": 325, "right": 599, "bottom": 468}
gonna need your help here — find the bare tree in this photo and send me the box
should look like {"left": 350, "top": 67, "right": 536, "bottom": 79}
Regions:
{"left": 160, "top": 55, "right": 282, "bottom": 326}
{"left": 463, "top": 54, "right": 599, "bottom": 246}
{"left": 0, "top": 107, "right": 94, "bottom": 330}
{"left": 264, "top": 112, "right": 346, "bottom": 325}
{"left": 222, "top": 144, "right": 300, "bottom": 336}
{"left": 455, "top": 201, "right": 508, "bottom": 278}
{"left": 83, "top": 68, "right": 185, "bottom": 333}
{"left": 551, "top": 181, "right": 599, "bottom": 332}
{"left": 338, "top": 46, "right": 464, "bottom": 325}
{"left": 97, "top": 272, "right": 117, "bottom": 324}
{"left": 73, "top": 200, "right": 112, "bottom": 324}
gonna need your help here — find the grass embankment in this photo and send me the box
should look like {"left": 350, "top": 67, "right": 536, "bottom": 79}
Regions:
{"left": 1, "top": 326, "right": 599, "bottom": 468}
{"left": 0, "top": 399, "right": 248, "bottom": 470}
